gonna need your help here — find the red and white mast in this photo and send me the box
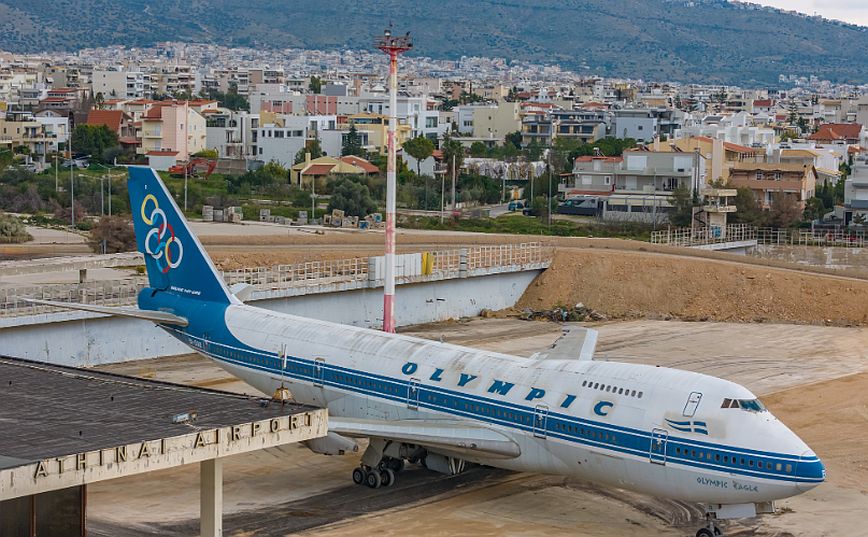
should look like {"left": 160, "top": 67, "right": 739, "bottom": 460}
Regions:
{"left": 376, "top": 27, "right": 412, "bottom": 333}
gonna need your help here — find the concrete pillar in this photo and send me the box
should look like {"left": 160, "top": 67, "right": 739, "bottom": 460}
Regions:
{"left": 79, "top": 269, "right": 87, "bottom": 284}
{"left": 458, "top": 248, "right": 469, "bottom": 278}
{"left": 200, "top": 458, "right": 223, "bottom": 537}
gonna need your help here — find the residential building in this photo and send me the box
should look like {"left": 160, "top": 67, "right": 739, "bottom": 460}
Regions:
{"left": 843, "top": 157, "right": 868, "bottom": 225}
{"left": 92, "top": 69, "right": 147, "bottom": 100}
{"left": 139, "top": 101, "right": 207, "bottom": 163}
{"left": 205, "top": 108, "right": 257, "bottom": 160}
{"left": 520, "top": 105, "right": 606, "bottom": 147}
{"left": 290, "top": 154, "right": 379, "bottom": 186}
{"left": 471, "top": 101, "right": 520, "bottom": 142}
{"left": 85, "top": 109, "right": 137, "bottom": 151}
{"left": 807, "top": 123, "right": 863, "bottom": 145}
{"left": 728, "top": 163, "right": 816, "bottom": 210}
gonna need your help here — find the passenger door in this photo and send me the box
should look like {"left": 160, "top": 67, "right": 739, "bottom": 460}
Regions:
{"left": 649, "top": 428, "right": 668, "bottom": 465}
{"left": 533, "top": 404, "right": 549, "bottom": 439}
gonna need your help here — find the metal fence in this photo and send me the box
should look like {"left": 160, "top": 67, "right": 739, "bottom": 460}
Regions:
{"left": 650, "top": 224, "right": 757, "bottom": 247}
{"left": 651, "top": 225, "right": 867, "bottom": 249}
{"left": 1, "top": 243, "right": 549, "bottom": 318}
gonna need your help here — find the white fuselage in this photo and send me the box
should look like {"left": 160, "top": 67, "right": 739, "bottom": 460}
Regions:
{"left": 170, "top": 303, "right": 824, "bottom": 504}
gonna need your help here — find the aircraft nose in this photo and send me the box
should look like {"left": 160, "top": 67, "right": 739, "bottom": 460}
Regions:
{"left": 796, "top": 450, "right": 825, "bottom": 492}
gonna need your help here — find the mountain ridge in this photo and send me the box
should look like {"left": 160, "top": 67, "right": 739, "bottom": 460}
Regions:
{"left": 2, "top": 0, "right": 868, "bottom": 86}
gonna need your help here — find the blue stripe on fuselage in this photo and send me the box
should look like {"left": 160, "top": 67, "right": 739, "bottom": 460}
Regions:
{"left": 166, "top": 326, "right": 821, "bottom": 484}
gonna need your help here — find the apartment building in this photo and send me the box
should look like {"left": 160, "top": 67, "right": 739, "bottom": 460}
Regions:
{"left": 728, "top": 163, "right": 816, "bottom": 210}
{"left": 843, "top": 157, "right": 868, "bottom": 225}
{"left": 205, "top": 108, "right": 257, "bottom": 160}
{"left": 139, "top": 102, "right": 207, "bottom": 163}
{"left": 91, "top": 69, "right": 147, "bottom": 100}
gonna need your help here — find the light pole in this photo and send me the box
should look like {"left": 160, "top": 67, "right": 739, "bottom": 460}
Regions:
{"left": 375, "top": 26, "right": 412, "bottom": 334}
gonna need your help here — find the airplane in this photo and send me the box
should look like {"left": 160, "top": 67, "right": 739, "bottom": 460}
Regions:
{"left": 32, "top": 167, "right": 824, "bottom": 537}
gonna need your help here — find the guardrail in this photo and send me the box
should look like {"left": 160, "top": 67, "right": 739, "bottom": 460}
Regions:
{"left": 1, "top": 243, "right": 549, "bottom": 318}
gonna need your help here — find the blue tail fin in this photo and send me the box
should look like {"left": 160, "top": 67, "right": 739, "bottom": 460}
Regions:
{"left": 128, "top": 166, "right": 234, "bottom": 304}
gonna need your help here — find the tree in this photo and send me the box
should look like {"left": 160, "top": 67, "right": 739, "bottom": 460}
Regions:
{"left": 0, "top": 212, "right": 31, "bottom": 243}
{"left": 328, "top": 177, "right": 377, "bottom": 217}
{"left": 730, "top": 187, "right": 764, "bottom": 225}
{"left": 768, "top": 192, "right": 802, "bottom": 228}
{"left": 71, "top": 124, "right": 120, "bottom": 163}
{"left": 294, "top": 138, "right": 323, "bottom": 164}
{"left": 469, "top": 141, "right": 488, "bottom": 158}
{"left": 88, "top": 215, "right": 136, "bottom": 253}
{"left": 441, "top": 134, "right": 464, "bottom": 180}
{"left": 309, "top": 75, "right": 322, "bottom": 94}
{"left": 192, "top": 149, "right": 219, "bottom": 159}
{"left": 803, "top": 197, "right": 826, "bottom": 222}
{"left": 402, "top": 136, "right": 435, "bottom": 177}
{"left": 505, "top": 131, "right": 522, "bottom": 150}
{"left": 342, "top": 123, "right": 363, "bottom": 157}
{"left": 669, "top": 185, "right": 698, "bottom": 227}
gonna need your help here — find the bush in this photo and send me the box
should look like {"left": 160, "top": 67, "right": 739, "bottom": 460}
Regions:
{"left": 0, "top": 212, "right": 32, "bottom": 243}
{"left": 87, "top": 215, "right": 136, "bottom": 253}
{"left": 328, "top": 177, "right": 378, "bottom": 217}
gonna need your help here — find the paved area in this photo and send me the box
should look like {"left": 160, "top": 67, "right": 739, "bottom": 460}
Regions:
{"left": 87, "top": 318, "right": 868, "bottom": 536}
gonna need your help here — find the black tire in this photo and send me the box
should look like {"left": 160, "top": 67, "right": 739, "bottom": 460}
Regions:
{"left": 365, "top": 469, "right": 382, "bottom": 489}
{"left": 696, "top": 529, "right": 715, "bottom": 537}
{"left": 387, "top": 458, "right": 405, "bottom": 473}
{"left": 352, "top": 467, "right": 365, "bottom": 485}
{"left": 380, "top": 468, "right": 396, "bottom": 487}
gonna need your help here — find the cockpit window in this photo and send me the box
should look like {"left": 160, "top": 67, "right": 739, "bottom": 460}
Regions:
{"left": 721, "top": 398, "right": 767, "bottom": 412}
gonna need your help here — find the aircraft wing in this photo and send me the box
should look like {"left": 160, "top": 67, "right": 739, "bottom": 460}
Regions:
{"left": 21, "top": 298, "right": 189, "bottom": 326}
{"left": 329, "top": 417, "right": 521, "bottom": 459}
{"left": 533, "top": 325, "right": 597, "bottom": 361}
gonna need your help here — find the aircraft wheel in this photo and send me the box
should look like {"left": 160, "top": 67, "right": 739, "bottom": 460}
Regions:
{"left": 696, "top": 529, "right": 715, "bottom": 537}
{"left": 352, "top": 467, "right": 366, "bottom": 485}
{"left": 387, "top": 458, "right": 405, "bottom": 473}
{"left": 365, "top": 469, "right": 382, "bottom": 489}
{"left": 380, "top": 468, "right": 396, "bottom": 487}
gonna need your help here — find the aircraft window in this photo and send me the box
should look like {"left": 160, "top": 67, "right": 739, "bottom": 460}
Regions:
{"left": 631, "top": 390, "right": 637, "bottom": 397}
{"left": 721, "top": 398, "right": 732, "bottom": 408}
{"left": 691, "top": 450, "right": 697, "bottom": 458}
{"left": 605, "top": 385, "right": 611, "bottom": 392}
{"left": 618, "top": 388, "right": 624, "bottom": 395}
{"left": 737, "top": 399, "right": 767, "bottom": 412}
{"left": 675, "top": 447, "right": 681, "bottom": 455}
{"left": 582, "top": 380, "right": 588, "bottom": 387}
{"left": 638, "top": 392, "right": 643, "bottom": 399}
{"left": 593, "top": 383, "right": 599, "bottom": 389}
{"left": 741, "top": 458, "right": 746, "bottom": 466}
{"left": 766, "top": 462, "right": 772, "bottom": 469}
{"left": 611, "top": 435, "right": 617, "bottom": 444}
{"left": 785, "top": 464, "right": 793, "bottom": 473}
{"left": 776, "top": 463, "right": 782, "bottom": 471}
{"left": 748, "top": 460, "right": 754, "bottom": 467}
{"left": 723, "top": 456, "right": 729, "bottom": 463}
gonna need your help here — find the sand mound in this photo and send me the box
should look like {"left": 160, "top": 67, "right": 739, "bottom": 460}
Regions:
{"left": 517, "top": 248, "right": 868, "bottom": 326}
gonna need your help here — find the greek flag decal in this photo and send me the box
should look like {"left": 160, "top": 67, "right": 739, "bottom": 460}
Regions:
{"left": 665, "top": 418, "right": 709, "bottom": 435}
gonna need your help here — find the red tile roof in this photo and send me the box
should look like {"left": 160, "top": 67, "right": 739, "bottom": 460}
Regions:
{"left": 340, "top": 155, "right": 379, "bottom": 173}
{"left": 808, "top": 123, "right": 863, "bottom": 141}
{"left": 86, "top": 110, "right": 124, "bottom": 133}
{"left": 753, "top": 99, "right": 773, "bottom": 107}
{"left": 303, "top": 164, "right": 336, "bottom": 176}
{"left": 142, "top": 107, "right": 163, "bottom": 120}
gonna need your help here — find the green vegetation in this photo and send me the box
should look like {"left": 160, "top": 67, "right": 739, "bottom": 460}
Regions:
{"left": 341, "top": 124, "right": 364, "bottom": 157}
{"left": 328, "top": 177, "right": 378, "bottom": 217}
{"left": 88, "top": 215, "right": 136, "bottom": 253}
{"left": 200, "top": 88, "right": 249, "bottom": 111}
{"left": 0, "top": 212, "right": 32, "bottom": 243}
{"left": 71, "top": 124, "right": 120, "bottom": 163}
{"left": 402, "top": 214, "right": 653, "bottom": 241}
{"left": 308, "top": 75, "right": 322, "bottom": 94}
{"left": 402, "top": 136, "right": 435, "bottom": 176}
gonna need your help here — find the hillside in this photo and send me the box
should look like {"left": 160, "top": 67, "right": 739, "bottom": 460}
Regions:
{"left": 3, "top": 0, "right": 868, "bottom": 85}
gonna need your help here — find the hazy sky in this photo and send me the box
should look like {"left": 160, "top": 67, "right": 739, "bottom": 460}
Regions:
{"left": 753, "top": 1, "right": 868, "bottom": 27}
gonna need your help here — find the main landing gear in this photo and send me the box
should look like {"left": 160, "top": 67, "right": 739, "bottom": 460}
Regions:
{"left": 695, "top": 513, "right": 723, "bottom": 537}
{"left": 352, "top": 457, "right": 403, "bottom": 489}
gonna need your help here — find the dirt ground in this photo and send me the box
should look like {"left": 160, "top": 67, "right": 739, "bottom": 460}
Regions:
{"left": 89, "top": 318, "right": 868, "bottom": 537}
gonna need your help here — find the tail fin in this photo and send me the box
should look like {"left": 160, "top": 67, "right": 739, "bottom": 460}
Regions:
{"left": 127, "top": 166, "right": 235, "bottom": 304}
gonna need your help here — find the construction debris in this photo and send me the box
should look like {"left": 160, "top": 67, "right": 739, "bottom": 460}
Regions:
{"left": 519, "top": 303, "right": 607, "bottom": 323}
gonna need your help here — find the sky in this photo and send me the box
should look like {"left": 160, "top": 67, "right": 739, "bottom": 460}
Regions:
{"left": 752, "top": 1, "right": 868, "bottom": 27}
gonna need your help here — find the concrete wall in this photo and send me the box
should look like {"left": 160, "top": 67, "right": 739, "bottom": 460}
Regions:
{"left": 0, "top": 270, "right": 541, "bottom": 367}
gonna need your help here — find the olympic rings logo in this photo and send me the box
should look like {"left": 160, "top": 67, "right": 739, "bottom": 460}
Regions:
{"left": 141, "top": 194, "right": 184, "bottom": 273}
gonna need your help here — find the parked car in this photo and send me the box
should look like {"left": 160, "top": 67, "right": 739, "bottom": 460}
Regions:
{"left": 507, "top": 200, "right": 525, "bottom": 211}
{"left": 557, "top": 196, "right": 601, "bottom": 217}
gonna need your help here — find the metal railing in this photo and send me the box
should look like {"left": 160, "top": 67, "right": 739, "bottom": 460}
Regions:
{"left": 652, "top": 225, "right": 867, "bottom": 249}
{"left": 650, "top": 224, "right": 757, "bottom": 247}
{"left": 1, "top": 243, "right": 549, "bottom": 318}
